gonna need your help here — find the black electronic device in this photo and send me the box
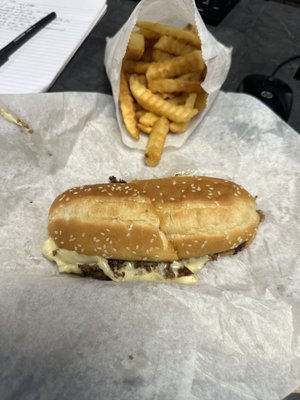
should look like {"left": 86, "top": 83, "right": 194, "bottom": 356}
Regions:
{"left": 195, "top": 0, "right": 240, "bottom": 26}
{"left": 237, "top": 75, "right": 293, "bottom": 121}
{"left": 237, "top": 55, "right": 300, "bottom": 122}
{"left": 131, "top": 0, "right": 240, "bottom": 26}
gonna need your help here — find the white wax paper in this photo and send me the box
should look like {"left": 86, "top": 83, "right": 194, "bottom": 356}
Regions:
{"left": 104, "top": 0, "right": 231, "bottom": 149}
{"left": 0, "top": 91, "right": 300, "bottom": 400}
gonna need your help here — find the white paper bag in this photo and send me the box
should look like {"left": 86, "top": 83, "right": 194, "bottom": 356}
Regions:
{"left": 104, "top": 0, "right": 231, "bottom": 150}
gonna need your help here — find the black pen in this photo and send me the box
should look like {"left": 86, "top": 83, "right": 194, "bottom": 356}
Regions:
{"left": 0, "top": 11, "right": 56, "bottom": 67}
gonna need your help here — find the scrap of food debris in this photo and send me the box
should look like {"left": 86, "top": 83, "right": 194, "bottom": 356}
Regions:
{"left": 0, "top": 107, "right": 33, "bottom": 133}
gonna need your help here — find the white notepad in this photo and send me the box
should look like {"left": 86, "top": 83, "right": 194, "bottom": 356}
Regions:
{"left": 0, "top": 0, "right": 107, "bottom": 94}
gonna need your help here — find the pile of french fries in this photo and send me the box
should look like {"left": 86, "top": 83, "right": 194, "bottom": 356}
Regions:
{"left": 119, "top": 21, "right": 208, "bottom": 166}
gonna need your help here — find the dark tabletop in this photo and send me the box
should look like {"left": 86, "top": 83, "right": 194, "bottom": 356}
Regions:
{"left": 49, "top": 0, "right": 300, "bottom": 134}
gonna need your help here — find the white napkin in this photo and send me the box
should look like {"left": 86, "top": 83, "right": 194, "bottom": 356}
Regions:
{"left": 0, "top": 91, "right": 300, "bottom": 399}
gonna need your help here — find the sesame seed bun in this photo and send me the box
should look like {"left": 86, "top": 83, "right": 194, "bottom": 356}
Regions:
{"left": 47, "top": 176, "right": 260, "bottom": 262}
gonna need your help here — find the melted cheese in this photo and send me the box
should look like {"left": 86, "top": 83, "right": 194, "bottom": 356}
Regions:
{"left": 42, "top": 238, "right": 210, "bottom": 284}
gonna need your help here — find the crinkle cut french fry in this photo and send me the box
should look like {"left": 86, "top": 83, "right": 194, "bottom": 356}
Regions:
{"left": 126, "top": 32, "right": 145, "bottom": 60}
{"left": 146, "top": 50, "right": 205, "bottom": 81}
{"left": 139, "top": 112, "right": 159, "bottom": 127}
{"left": 129, "top": 74, "right": 198, "bottom": 123}
{"left": 179, "top": 71, "right": 202, "bottom": 81}
{"left": 144, "top": 116, "right": 169, "bottom": 166}
{"left": 169, "top": 121, "right": 189, "bottom": 133}
{"left": 134, "top": 74, "right": 147, "bottom": 86}
{"left": 148, "top": 79, "right": 204, "bottom": 94}
{"left": 185, "top": 93, "right": 197, "bottom": 108}
{"left": 136, "top": 21, "right": 201, "bottom": 49}
{"left": 136, "top": 28, "right": 161, "bottom": 41}
{"left": 194, "top": 88, "right": 209, "bottom": 111}
{"left": 138, "top": 123, "right": 152, "bottom": 134}
{"left": 152, "top": 49, "right": 174, "bottom": 62}
{"left": 123, "top": 59, "right": 150, "bottom": 74}
{"left": 119, "top": 70, "right": 139, "bottom": 140}
{"left": 154, "top": 35, "right": 196, "bottom": 56}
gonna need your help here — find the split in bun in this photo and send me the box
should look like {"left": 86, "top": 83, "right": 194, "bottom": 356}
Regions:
{"left": 43, "top": 175, "right": 261, "bottom": 283}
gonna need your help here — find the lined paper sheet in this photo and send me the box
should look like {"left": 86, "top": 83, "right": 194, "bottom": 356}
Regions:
{"left": 0, "top": 0, "right": 107, "bottom": 94}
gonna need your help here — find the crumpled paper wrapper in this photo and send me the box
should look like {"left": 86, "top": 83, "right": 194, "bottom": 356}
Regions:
{"left": 0, "top": 91, "right": 300, "bottom": 400}
{"left": 104, "top": 0, "right": 231, "bottom": 149}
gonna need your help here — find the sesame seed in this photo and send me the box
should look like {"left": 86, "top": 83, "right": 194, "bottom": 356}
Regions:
{"left": 81, "top": 233, "right": 86, "bottom": 237}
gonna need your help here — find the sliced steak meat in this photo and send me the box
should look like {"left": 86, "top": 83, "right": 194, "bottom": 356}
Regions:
{"left": 177, "top": 266, "right": 193, "bottom": 277}
{"left": 78, "top": 264, "right": 111, "bottom": 280}
{"left": 109, "top": 176, "right": 127, "bottom": 183}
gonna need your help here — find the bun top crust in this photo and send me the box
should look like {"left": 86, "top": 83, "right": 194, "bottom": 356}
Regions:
{"left": 48, "top": 176, "right": 260, "bottom": 261}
